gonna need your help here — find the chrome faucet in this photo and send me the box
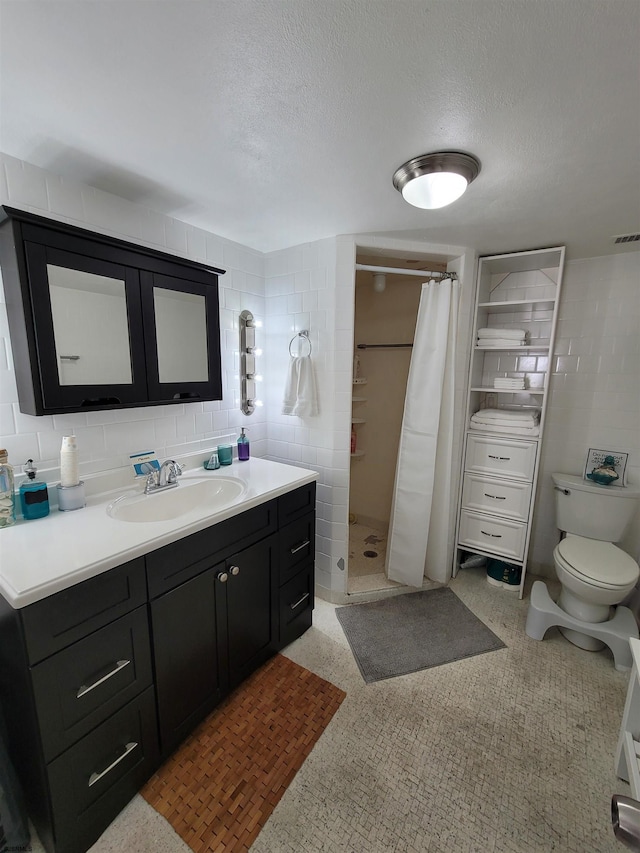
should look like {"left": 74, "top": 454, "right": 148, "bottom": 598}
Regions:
{"left": 144, "top": 459, "right": 183, "bottom": 494}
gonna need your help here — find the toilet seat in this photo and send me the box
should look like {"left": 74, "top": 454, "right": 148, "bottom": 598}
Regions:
{"left": 555, "top": 536, "right": 639, "bottom": 589}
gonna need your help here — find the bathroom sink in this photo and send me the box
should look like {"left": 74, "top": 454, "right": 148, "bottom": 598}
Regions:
{"left": 107, "top": 477, "right": 246, "bottom": 523}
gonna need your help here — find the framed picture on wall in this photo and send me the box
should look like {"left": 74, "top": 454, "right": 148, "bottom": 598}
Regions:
{"left": 583, "top": 448, "right": 628, "bottom": 487}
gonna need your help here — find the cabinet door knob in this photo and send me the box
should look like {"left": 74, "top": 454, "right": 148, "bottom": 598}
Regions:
{"left": 217, "top": 571, "right": 229, "bottom": 583}
{"left": 230, "top": 565, "right": 240, "bottom": 576}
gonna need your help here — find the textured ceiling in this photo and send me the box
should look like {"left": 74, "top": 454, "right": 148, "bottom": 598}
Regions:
{"left": 1, "top": 0, "right": 639, "bottom": 259}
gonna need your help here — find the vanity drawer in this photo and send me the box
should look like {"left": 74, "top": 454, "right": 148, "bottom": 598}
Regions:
{"left": 465, "top": 434, "right": 537, "bottom": 481}
{"left": 461, "top": 473, "right": 533, "bottom": 522}
{"left": 279, "top": 563, "right": 314, "bottom": 648}
{"left": 278, "top": 482, "right": 316, "bottom": 526}
{"left": 146, "top": 499, "right": 277, "bottom": 598}
{"left": 47, "top": 686, "right": 158, "bottom": 853}
{"left": 458, "top": 509, "right": 527, "bottom": 561}
{"left": 31, "top": 606, "right": 153, "bottom": 762}
{"left": 21, "top": 558, "right": 147, "bottom": 665}
{"left": 279, "top": 512, "right": 315, "bottom": 585}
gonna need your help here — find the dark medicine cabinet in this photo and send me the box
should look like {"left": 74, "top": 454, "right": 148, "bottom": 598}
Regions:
{"left": 0, "top": 207, "right": 224, "bottom": 415}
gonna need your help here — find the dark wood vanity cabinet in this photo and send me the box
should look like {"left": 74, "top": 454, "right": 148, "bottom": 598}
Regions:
{"left": 0, "top": 483, "right": 315, "bottom": 853}
{"left": 0, "top": 206, "right": 224, "bottom": 415}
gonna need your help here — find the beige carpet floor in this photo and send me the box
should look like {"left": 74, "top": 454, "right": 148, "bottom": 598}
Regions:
{"left": 29, "top": 567, "right": 632, "bottom": 852}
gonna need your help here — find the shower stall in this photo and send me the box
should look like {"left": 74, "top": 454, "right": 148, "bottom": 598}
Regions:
{"left": 347, "top": 249, "right": 459, "bottom": 595}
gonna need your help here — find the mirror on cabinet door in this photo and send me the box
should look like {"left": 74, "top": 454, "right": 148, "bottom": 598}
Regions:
{"left": 153, "top": 288, "right": 209, "bottom": 384}
{"left": 47, "top": 264, "right": 134, "bottom": 386}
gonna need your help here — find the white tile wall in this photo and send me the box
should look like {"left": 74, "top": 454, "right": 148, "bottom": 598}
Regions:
{"left": 530, "top": 250, "right": 640, "bottom": 572}
{"left": 0, "top": 154, "right": 267, "bottom": 481}
{"left": 1, "top": 154, "right": 637, "bottom": 597}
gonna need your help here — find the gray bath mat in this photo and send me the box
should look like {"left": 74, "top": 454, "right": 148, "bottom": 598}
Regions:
{"left": 336, "top": 588, "right": 506, "bottom": 683}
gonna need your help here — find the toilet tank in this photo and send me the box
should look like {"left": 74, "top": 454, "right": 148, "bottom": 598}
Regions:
{"left": 552, "top": 473, "right": 640, "bottom": 542}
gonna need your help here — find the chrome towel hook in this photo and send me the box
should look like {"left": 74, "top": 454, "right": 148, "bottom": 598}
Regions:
{"left": 289, "top": 330, "right": 312, "bottom": 357}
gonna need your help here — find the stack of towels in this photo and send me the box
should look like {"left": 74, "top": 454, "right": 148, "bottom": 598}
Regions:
{"left": 493, "top": 377, "right": 526, "bottom": 390}
{"left": 470, "top": 408, "right": 540, "bottom": 436}
{"left": 477, "top": 328, "right": 527, "bottom": 348}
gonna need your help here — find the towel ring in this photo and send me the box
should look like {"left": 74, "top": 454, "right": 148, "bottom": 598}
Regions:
{"left": 289, "top": 330, "right": 312, "bottom": 357}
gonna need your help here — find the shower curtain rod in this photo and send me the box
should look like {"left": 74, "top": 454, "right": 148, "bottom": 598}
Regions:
{"left": 355, "top": 263, "right": 456, "bottom": 279}
{"left": 356, "top": 343, "right": 413, "bottom": 349}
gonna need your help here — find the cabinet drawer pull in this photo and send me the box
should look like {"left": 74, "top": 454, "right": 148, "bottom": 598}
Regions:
{"left": 290, "top": 592, "right": 310, "bottom": 610}
{"left": 483, "top": 493, "right": 506, "bottom": 500}
{"left": 488, "top": 455, "right": 511, "bottom": 461}
{"left": 217, "top": 571, "right": 229, "bottom": 583}
{"left": 290, "top": 539, "right": 310, "bottom": 555}
{"left": 481, "top": 530, "right": 503, "bottom": 538}
{"left": 230, "top": 565, "right": 240, "bottom": 576}
{"left": 76, "top": 660, "right": 130, "bottom": 699}
{"left": 88, "top": 741, "right": 138, "bottom": 787}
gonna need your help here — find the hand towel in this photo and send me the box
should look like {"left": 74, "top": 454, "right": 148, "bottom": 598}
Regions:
{"left": 282, "top": 355, "right": 319, "bottom": 417}
{"left": 477, "top": 328, "right": 527, "bottom": 339}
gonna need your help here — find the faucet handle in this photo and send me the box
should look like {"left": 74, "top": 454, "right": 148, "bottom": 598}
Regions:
{"left": 167, "top": 461, "right": 183, "bottom": 484}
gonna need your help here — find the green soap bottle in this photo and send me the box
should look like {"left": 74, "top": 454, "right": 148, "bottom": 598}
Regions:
{"left": 20, "top": 459, "right": 50, "bottom": 520}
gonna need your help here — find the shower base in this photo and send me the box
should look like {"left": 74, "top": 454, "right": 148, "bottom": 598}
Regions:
{"left": 347, "top": 521, "right": 402, "bottom": 594}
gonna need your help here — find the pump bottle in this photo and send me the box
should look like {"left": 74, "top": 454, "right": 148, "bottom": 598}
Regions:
{"left": 20, "top": 460, "right": 50, "bottom": 520}
{"left": 237, "top": 428, "right": 250, "bottom": 461}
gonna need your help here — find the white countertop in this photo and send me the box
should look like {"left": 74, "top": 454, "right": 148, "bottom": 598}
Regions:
{"left": 0, "top": 457, "right": 317, "bottom": 609}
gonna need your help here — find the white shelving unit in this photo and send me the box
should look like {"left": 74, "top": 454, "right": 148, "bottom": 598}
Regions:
{"left": 454, "top": 246, "right": 565, "bottom": 598}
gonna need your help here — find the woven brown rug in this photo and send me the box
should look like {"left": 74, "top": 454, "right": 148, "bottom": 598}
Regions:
{"left": 141, "top": 654, "right": 346, "bottom": 852}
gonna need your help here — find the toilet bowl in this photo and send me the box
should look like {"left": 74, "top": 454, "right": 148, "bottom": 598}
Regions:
{"left": 553, "top": 534, "right": 639, "bottom": 650}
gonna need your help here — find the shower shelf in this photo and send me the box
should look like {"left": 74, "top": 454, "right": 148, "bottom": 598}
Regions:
{"left": 352, "top": 396, "right": 367, "bottom": 402}
{"left": 350, "top": 451, "right": 365, "bottom": 459}
{"left": 351, "top": 418, "right": 366, "bottom": 424}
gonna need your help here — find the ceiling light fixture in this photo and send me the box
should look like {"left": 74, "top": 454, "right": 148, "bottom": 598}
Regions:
{"left": 392, "top": 151, "right": 481, "bottom": 210}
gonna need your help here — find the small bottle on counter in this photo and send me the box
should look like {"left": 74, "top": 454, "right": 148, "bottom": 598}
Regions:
{"left": 237, "top": 428, "right": 250, "bottom": 461}
{"left": 0, "top": 449, "right": 16, "bottom": 528}
{"left": 20, "top": 460, "right": 50, "bottom": 520}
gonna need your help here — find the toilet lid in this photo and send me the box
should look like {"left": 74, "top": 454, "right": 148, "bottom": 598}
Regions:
{"left": 557, "top": 537, "right": 639, "bottom": 587}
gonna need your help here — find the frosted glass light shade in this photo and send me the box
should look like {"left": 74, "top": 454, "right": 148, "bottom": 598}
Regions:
{"left": 393, "top": 151, "right": 480, "bottom": 210}
{"left": 401, "top": 172, "right": 468, "bottom": 209}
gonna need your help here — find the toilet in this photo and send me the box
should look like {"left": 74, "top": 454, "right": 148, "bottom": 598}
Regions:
{"left": 551, "top": 472, "right": 640, "bottom": 651}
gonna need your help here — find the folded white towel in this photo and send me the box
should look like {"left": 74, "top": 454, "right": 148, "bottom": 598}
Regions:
{"left": 282, "top": 355, "right": 319, "bottom": 417}
{"left": 493, "top": 379, "right": 525, "bottom": 389}
{"left": 477, "top": 328, "right": 527, "bottom": 339}
{"left": 469, "top": 421, "right": 540, "bottom": 437}
{"left": 477, "top": 339, "right": 526, "bottom": 348}
{"left": 472, "top": 415, "right": 533, "bottom": 428}
{"left": 474, "top": 408, "right": 539, "bottom": 424}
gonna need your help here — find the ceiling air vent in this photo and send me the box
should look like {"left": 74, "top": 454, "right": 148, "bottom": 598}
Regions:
{"left": 613, "top": 233, "right": 640, "bottom": 244}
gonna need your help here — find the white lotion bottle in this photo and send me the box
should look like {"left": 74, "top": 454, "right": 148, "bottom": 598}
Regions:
{"left": 60, "top": 435, "right": 79, "bottom": 487}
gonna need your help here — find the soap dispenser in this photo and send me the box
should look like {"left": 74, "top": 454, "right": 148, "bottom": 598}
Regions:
{"left": 20, "top": 459, "right": 50, "bottom": 520}
{"left": 237, "top": 428, "right": 250, "bottom": 461}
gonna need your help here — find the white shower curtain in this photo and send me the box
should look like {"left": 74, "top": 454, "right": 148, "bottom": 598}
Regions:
{"left": 386, "top": 278, "right": 460, "bottom": 587}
